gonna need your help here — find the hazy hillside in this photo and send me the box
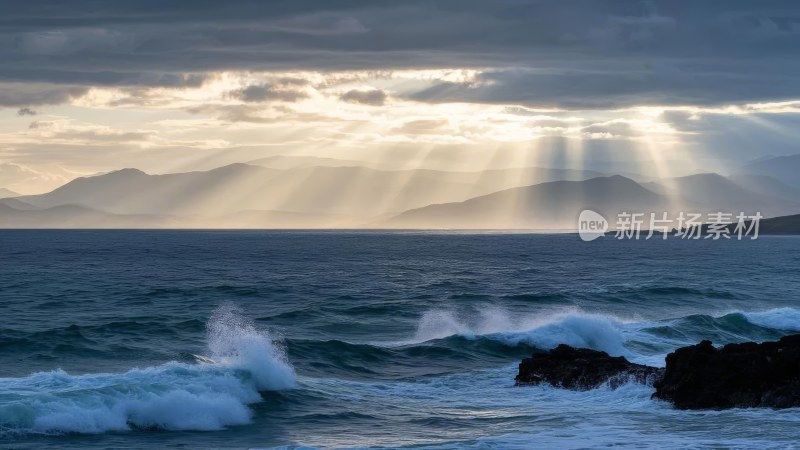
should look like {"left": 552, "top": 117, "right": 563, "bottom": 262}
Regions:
{"left": 0, "top": 200, "right": 364, "bottom": 229}
{"left": 0, "top": 203, "right": 174, "bottom": 228}
{"left": 385, "top": 175, "right": 674, "bottom": 229}
{"left": 645, "top": 173, "right": 800, "bottom": 218}
{"left": 697, "top": 213, "right": 800, "bottom": 236}
{"left": 728, "top": 174, "right": 800, "bottom": 202}
{"left": 0, "top": 198, "right": 38, "bottom": 210}
{"left": 387, "top": 172, "right": 800, "bottom": 230}
{"left": 738, "top": 154, "right": 800, "bottom": 189}
{"left": 756, "top": 213, "right": 800, "bottom": 234}
{"left": 8, "top": 162, "right": 800, "bottom": 229}
{"left": 17, "top": 165, "right": 277, "bottom": 215}
{"left": 17, "top": 164, "right": 602, "bottom": 218}
{"left": 0, "top": 188, "right": 19, "bottom": 198}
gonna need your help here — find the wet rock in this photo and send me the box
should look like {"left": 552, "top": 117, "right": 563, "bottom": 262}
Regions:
{"left": 515, "top": 344, "right": 664, "bottom": 390}
{"left": 653, "top": 334, "right": 800, "bottom": 409}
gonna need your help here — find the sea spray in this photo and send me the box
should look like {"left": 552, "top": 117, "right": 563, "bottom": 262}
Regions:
{"left": 0, "top": 304, "right": 295, "bottom": 435}
{"left": 410, "top": 307, "right": 630, "bottom": 357}
{"left": 742, "top": 308, "right": 800, "bottom": 332}
{"left": 207, "top": 302, "right": 296, "bottom": 390}
{"left": 405, "top": 306, "right": 800, "bottom": 368}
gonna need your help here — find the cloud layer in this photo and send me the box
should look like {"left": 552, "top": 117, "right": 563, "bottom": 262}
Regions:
{"left": 0, "top": 1, "right": 799, "bottom": 107}
{"left": 1, "top": 1, "right": 800, "bottom": 194}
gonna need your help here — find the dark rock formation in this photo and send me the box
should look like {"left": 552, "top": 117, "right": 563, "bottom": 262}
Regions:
{"left": 517, "top": 336, "right": 800, "bottom": 410}
{"left": 653, "top": 334, "right": 800, "bottom": 409}
{"left": 515, "top": 344, "right": 664, "bottom": 390}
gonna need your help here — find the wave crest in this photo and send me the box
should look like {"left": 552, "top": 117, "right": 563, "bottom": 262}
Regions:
{"left": 407, "top": 306, "right": 800, "bottom": 362}
{"left": 411, "top": 307, "right": 629, "bottom": 356}
{"left": 0, "top": 304, "right": 295, "bottom": 435}
{"left": 207, "top": 302, "right": 296, "bottom": 390}
{"left": 742, "top": 308, "right": 800, "bottom": 332}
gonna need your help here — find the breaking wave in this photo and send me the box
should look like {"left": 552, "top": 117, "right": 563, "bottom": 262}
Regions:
{"left": 0, "top": 304, "right": 295, "bottom": 435}
{"left": 400, "top": 306, "right": 800, "bottom": 366}
{"left": 409, "top": 307, "right": 632, "bottom": 357}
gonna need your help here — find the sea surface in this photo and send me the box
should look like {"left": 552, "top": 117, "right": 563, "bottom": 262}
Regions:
{"left": 1, "top": 230, "right": 800, "bottom": 449}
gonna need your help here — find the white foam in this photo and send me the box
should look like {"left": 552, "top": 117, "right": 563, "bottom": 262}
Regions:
{"left": 207, "top": 302, "right": 296, "bottom": 391}
{"left": 0, "top": 304, "right": 296, "bottom": 435}
{"left": 489, "top": 313, "right": 629, "bottom": 356}
{"left": 410, "top": 307, "right": 631, "bottom": 357}
{"left": 403, "top": 305, "right": 800, "bottom": 370}
{"left": 743, "top": 307, "right": 800, "bottom": 332}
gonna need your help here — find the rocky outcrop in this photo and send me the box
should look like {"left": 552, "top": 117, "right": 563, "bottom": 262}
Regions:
{"left": 515, "top": 344, "right": 664, "bottom": 390}
{"left": 516, "top": 335, "right": 800, "bottom": 410}
{"left": 653, "top": 334, "right": 800, "bottom": 409}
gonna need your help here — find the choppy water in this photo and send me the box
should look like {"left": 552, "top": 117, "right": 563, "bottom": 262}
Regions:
{"left": 1, "top": 231, "right": 800, "bottom": 449}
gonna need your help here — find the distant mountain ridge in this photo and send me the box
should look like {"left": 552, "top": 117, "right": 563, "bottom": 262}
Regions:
{"left": 0, "top": 203, "right": 175, "bottom": 228}
{"left": 3, "top": 160, "right": 800, "bottom": 229}
{"left": 728, "top": 174, "right": 800, "bottom": 203}
{"left": 0, "top": 188, "right": 19, "bottom": 198}
{"left": 386, "top": 172, "right": 800, "bottom": 229}
{"left": 386, "top": 175, "right": 672, "bottom": 229}
{"left": 16, "top": 163, "right": 603, "bottom": 218}
{"left": 755, "top": 214, "right": 800, "bottom": 234}
{"left": 645, "top": 173, "right": 800, "bottom": 218}
{"left": 738, "top": 154, "right": 800, "bottom": 190}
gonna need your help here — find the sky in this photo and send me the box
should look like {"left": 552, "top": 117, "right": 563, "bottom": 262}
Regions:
{"left": 1, "top": 0, "right": 800, "bottom": 194}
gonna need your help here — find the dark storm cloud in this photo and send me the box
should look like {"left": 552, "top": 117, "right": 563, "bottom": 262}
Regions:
{"left": 406, "top": 63, "right": 800, "bottom": 108}
{"left": 0, "top": 85, "right": 88, "bottom": 107}
{"left": 340, "top": 89, "right": 387, "bottom": 106}
{"left": 228, "top": 83, "right": 308, "bottom": 103}
{"left": 2, "top": 0, "right": 800, "bottom": 107}
{"left": 660, "top": 110, "right": 800, "bottom": 162}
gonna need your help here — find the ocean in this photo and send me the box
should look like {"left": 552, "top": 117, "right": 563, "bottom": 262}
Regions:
{"left": 1, "top": 230, "right": 799, "bottom": 449}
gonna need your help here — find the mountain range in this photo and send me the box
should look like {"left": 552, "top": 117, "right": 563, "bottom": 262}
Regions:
{"left": 13, "top": 164, "right": 601, "bottom": 218}
{"left": 387, "top": 175, "right": 670, "bottom": 229}
{"left": 0, "top": 188, "right": 19, "bottom": 198}
{"left": 738, "top": 154, "right": 800, "bottom": 190}
{"left": 1, "top": 153, "right": 800, "bottom": 230}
